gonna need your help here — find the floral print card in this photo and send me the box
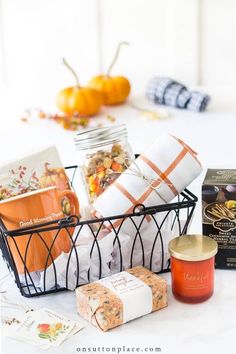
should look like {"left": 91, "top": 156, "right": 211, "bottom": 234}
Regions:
{"left": 0, "top": 146, "right": 71, "bottom": 201}
{"left": 3, "top": 308, "right": 84, "bottom": 348}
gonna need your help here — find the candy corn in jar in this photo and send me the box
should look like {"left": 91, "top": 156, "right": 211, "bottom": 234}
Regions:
{"left": 74, "top": 125, "right": 134, "bottom": 204}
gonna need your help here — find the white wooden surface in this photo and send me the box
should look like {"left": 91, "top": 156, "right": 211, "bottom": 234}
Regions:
{"left": 1, "top": 99, "right": 236, "bottom": 354}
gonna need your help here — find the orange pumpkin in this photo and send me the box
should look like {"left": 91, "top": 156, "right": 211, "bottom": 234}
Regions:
{"left": 39, "top": 163, "right": 76, "bottom": 216}
{"left": 39, "top": 163, "right": 70, "bottom": 190}
{"left": 57, "top": 58, "right": 103, "bottom": 117}
{"left": 88, "top": 42, "right": 131, "bottom": 105}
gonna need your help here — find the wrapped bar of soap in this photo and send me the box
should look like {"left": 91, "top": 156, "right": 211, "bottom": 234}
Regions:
{"left": 76, "top": 266, "right": 167, "bottom": 331}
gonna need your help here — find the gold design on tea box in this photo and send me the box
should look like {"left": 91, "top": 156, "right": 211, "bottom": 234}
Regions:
{"left": 216, "top": 170, "right": 236, "bottom": 181}
{"left": 205, "top": 202, "right": 236, "bottom": 221}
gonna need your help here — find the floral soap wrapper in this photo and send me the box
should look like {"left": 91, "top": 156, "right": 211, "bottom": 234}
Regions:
{"left": 0, "top": 146, "right": 71, "bottom": 201}
{"left": 76, "top": 266, "right": 167, "bottom": 331}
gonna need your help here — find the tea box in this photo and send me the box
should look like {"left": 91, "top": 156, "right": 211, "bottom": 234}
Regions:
{"left": 202, "top": 169, "right": 236, "bottom": 269}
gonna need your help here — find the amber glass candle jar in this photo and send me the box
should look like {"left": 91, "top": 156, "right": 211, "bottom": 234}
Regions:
{"left": 168, "top": 235, "right": 218, "bottom": 303}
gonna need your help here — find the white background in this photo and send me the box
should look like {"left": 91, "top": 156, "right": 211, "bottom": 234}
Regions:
{"left": 1, "top": 0, "right": 236, "bottom": 118}
{"left": 1, "top": 2, "right": 236, "bottom": 354}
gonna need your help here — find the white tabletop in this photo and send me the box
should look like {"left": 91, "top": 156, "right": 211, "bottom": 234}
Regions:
{"left": 1, "top": 93, "right": 236, "bottom": 354}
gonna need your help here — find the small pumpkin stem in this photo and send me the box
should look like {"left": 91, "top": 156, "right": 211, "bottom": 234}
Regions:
{"left": 106, "top": 41, "right": 129, "bottom": 77}
{"left": 44, "top": 162, "right": 52, "bottom": 175}
{"left": 62, "top": 57, "right": 80, "bottom": 88}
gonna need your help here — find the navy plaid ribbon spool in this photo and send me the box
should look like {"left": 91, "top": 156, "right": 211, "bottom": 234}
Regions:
{"left": 146, "top": 77, "right": 210, "bottom": 112}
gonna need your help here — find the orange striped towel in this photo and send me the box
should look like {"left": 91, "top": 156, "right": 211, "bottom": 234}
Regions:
{"left": 92, "top": 134, "right": 202, "bottom": 231}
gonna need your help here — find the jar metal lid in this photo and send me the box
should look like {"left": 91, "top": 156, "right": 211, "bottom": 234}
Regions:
{"left": 168, "top": 235, "right": 218, "bottom": 262}
{"left": 74, "top": 124, "right": 127, "bottom": 150}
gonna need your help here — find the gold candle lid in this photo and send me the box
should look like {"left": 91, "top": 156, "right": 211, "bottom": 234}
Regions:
{"left": 168, "top": 235, "right": 218, "bottom": 262}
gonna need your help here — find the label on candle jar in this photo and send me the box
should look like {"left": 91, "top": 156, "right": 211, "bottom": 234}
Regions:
{"left": 183, "top": 271, "right": 209, "bottom": 290}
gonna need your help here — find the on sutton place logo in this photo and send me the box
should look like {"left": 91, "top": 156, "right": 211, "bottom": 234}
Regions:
{"left": 184, "top": 272, "right": 208, "bottom": 283}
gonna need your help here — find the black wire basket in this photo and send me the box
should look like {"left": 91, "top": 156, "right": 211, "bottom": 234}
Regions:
{"left": 0, "top": 165, "right": 197, "bottom": 297}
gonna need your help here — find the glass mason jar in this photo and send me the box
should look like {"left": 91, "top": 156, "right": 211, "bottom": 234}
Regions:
{"left": 74, "top": 125, "right": 134, "bottom": 204}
